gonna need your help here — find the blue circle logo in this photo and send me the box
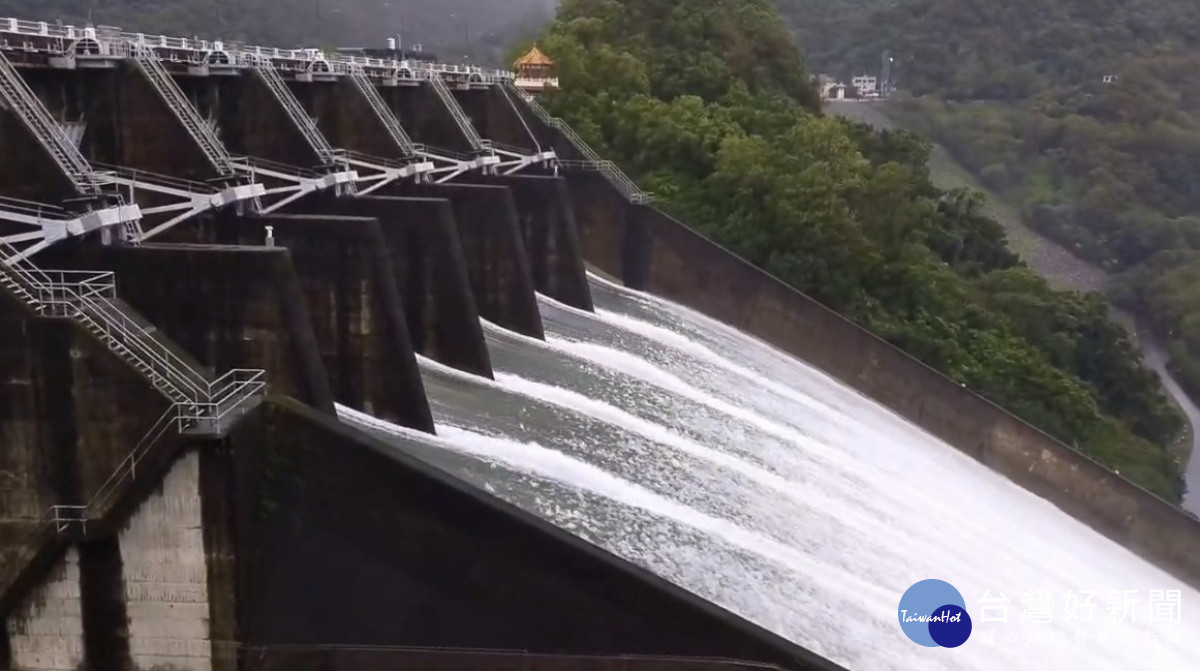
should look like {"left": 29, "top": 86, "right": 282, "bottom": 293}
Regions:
{"left": 898, "top": 579, "right": 973, "bottom": 647}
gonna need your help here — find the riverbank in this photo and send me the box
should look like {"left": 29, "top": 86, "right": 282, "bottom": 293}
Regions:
{"left": 824, "top": 99, "right": 1199, "bottom": 510}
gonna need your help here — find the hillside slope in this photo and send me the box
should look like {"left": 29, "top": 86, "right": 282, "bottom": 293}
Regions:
{"left": 784, "top": 0, "right": 1200, "bottom": 98}
{"left": 532, "top": 0, "right": 1187, "bottom": 501}
{"left": 782, "top": 0, "right": 1200, "bottom": 407}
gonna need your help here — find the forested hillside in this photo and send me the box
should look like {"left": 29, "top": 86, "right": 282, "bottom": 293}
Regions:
{"left": 0, "top": 0, "right": 553, "bottom": 62}
{"left": 1, "top": 0, "right": 1192, "bottom": 499}
{"left": 528, "top": 0, "right": 1186, "bottom": 501}
{"left": 780, "top": 0, "right": 1200, "bottom": 407}
{"left": 783, "top": 0, "right": 1200, "bottom": 97}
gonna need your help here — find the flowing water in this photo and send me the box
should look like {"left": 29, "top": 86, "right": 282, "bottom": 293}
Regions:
{"left": 339, "top": 273, "right": 1200, "bottom": 670}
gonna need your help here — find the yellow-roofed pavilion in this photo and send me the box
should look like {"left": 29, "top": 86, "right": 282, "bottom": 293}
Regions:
{"left": 513, "top": 45, "right": 559, "bottom": 93}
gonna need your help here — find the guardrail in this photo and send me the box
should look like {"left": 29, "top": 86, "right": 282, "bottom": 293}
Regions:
{"left": 504, "top": 82, "right": 652, "bottom": 204}
{"left": 0, "top": 17, "right": 516, "bottom": 84}
{"left": 90, "top": 160, "right": 223, "bottom": 195}
{"left": 49, "top": 369, "right": 264, "bottom": 534}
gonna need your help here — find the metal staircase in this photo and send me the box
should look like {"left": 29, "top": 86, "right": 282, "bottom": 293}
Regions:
{"left": 0, "top": 237, "right": 265, "bottom": 428}
{"left": 250, "top": 59, "right": 342, "bottom": 167}
{"left": 427, "top": 72, "right": 490, "bottom": 154}
{"left": 128, "top": 43, "right": 237, "bottom": 177}
{"left": 0, "top": 51, "right": 101, "bottom": 196}
{"left": 503, "top": 81, "right": 651, "bottom": 204}
{"left": 0, "top": 238, "right": 264, "bottom": 536}
{"left": 347, "top": 66, "right": 419, "bottom": 159}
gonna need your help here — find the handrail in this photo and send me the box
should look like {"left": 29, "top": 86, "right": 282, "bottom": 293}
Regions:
{"left": 0, "top": 49, "right": 100, "bottom": 195}
{"left": 346, "top": 65, "right": 418, "bottom": 158}
{"left": 246, "top": 56, "right": 340, "bottom": 165}
{"left": 426, "top": 72, "right": 488, "bottom": 153}
{"left": 48, "top": 373, "right": 264, "bottom": 533}
{"left": 1, "top": 16, "right": 518, "bottom": 83}
{"left": 420, "top": 146, "right": 476, "bottom": 163}
{"left": 89, "top": 160, "right": 221, "bottom": 194}
{"left": 0, "top": 237, "right": 250, "bottom": 404}
{"left": 247, "top": 155, "right": 322, "bottom": 178}
{"left": 0, "top": 194, "right": 72, "bottom": 218}
{"left": 74, "top": 293, "right": 209, "bottom": 400}
{"left": 504, "top": 82, "right": 652, "bottom": 203}
{"left": 490, "top": 140, "right": 538, "bottom": 155}
{"left": 69, "top": 403, "right": 184, "bottom": 522}
{"left": 343, "top": 150, "right": 409, "bottom": 170}
{"left": 125, "top": 41, "right": 236, "bottom": 175}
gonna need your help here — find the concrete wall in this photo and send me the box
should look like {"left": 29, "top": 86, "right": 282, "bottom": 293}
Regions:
{"left": 461, "top": 174, "right": 593, "bottom": 311}
{"left": 249, "top": 647, "right": 788, "bottom": 671}
{"left": 294, "top": 195, "right": 492, "bottom": 377}
{"left": 560, "top": 168, "right": 1200, "bottom": 591}
{"left": 0, "top": 288, "right": 175, "bottom": 617}
{"left": 453, "top": 87, "right": 539, "bottom": 151}
{"left": 3, "top": 439, "right": 239, "bottom": 671}
{"left": 17, "top": 67, "right": 220, "bottom": 182}
{"left": 380, "top": 83, "right": 473, "bottom": 154}
{"left": 43, "top": 242, "right": 334, "bottom": 413}
{"left": 230, "top": 398, "right": 843, "bottom": 671}
{"left": 560, "top": 173, "right": 639, "bottom": 284}
{"left": 4, "top": 548, "right": 84, "bottom": 671}
{"left": 167, "top": 212, "right": 435, "bottom": 431}
{"left": 209, "top": 73, "right": 321, "bottom": 166}
{"left": 397, "top": 182, "right": 544, "bottom": 339}
{"left": 0, "top": 106, "right": 76, "bottom": 203}
{"left": 287, "top": 79, "right": 406, "bottom": 159}
{"left": 118, "top": 451, "right": 212, "bottom": 671}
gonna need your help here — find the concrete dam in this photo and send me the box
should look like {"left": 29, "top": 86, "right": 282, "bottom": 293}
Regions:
{"left": 0, "top": 16, "right": 1199, "bottom": 671}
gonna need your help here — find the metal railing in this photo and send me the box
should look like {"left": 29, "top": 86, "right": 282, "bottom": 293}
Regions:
{"left": 0, "top": 193, "right": 73, "bottom": 221}
{"left": 0, "top": 50, "right": 100, "bottom": 195}
{"left": 0, "top": 16, "right": 518, "bottom": 84}
{"left": 343, "top": 149, "right": 410, "bottom": 170}
{"left": 490, "top": 140, "right": 538, "bottom": 156}
{"left": 0, "top": 237, "right": 265, "bottom": 410}
{"left": 247, "top": 155, "right": 323, "bottom": 179}
{"left": 49, "top": 371, "right": 264, "bottom": 534}
{"left": 426, "top": 72, "right": 489, "bottom": 154}
{"left": 90, "top": 160, "right": 220, "bottom": 196}
{"left": 557, "top": 160, "right": 649, "bottom": 203}
{"left": 126, "top": 42, "right": 236, "bottom": 176}
{"left": 247, "top": 56, "right": 341, "bottom": 166}
{"left": 504, "top": 81, "right": 652, "bottom": 204}
{"left": 347, "top": 65, "right": 418, "bottom": 158}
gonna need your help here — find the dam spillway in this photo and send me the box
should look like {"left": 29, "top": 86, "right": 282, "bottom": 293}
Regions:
{"left": 343, "top": 275, "right": 1200, "bottom": 671}
{"left": 0, "top": 15, "right": 1199, "bottom": 671}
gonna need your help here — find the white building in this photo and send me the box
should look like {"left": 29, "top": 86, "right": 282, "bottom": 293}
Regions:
{"left": 852, "top": 74, "right": 878, "bottom": 97}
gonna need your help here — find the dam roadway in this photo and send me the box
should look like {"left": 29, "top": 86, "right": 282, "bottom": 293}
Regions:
{"left": 0, "top": 17, "right": 1196, "bottom": 671}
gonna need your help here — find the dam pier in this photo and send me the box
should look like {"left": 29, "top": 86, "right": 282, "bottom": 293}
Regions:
{"left": 1, "top": 16, "right": 1199, "bottom": 671}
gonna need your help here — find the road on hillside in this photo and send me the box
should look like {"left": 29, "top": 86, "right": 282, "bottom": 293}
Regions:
{"left": 825, "top": 99, "right": 1200, "bottom": 513}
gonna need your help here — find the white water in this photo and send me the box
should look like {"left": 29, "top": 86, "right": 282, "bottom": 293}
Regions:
{"left": 339, "top": 273, "right": 1199, "bottom": 670}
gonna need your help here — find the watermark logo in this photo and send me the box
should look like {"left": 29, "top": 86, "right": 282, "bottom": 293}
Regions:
{"left": 898, "top": 579, "right": 973, "bottom": 648}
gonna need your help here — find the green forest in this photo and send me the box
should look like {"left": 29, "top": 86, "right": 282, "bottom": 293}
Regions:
{"left": 526, "top": 0, "right": 1187, "bottom": 502}
{"left": 780, "top": 0, "right": 1200, "bottom": 408}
